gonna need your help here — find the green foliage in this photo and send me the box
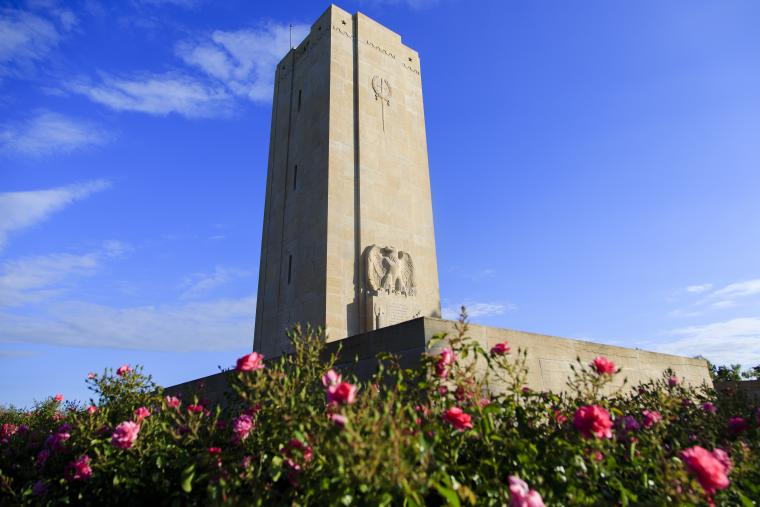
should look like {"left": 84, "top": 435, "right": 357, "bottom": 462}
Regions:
{"left": 704, "top": 358, "right": 760, "bottom": 382}
{"left": 1, "top": 314, "right": 758, "bottom": 506}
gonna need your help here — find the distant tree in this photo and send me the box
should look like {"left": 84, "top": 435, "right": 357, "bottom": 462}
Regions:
{"left": 713, "top": 364, "right": 743, "bottom": 382}
{"left": 741, "top": 365, "right": 760, "bottom": 380}
{"left": 696, "top": 356, "right": 745, "bottom": 382}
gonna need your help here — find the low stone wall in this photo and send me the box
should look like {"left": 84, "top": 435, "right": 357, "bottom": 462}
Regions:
{"left": 423, "top": 318, "right": 712, "bottom": 393}
{"left": 165, "top": 317, "right": 712, "bottom": 403}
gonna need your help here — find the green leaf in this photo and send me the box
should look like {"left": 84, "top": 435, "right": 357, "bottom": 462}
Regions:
{"left": 432, "top": 481, "right": 461, "bottom": 507}
{"left": 181, "top": 464, "right": 195, "bottom": 493}
{"left": 737, "top": 491, "right": 756, "bottom": 507}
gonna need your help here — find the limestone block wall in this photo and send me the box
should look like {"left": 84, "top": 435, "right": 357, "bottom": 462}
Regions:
{"left": 331, "top": 318, "right": 712, "bottom": 393}
{"left": 170, "top": 318, "right": 712, "bottom": 404}
{"left": 423, "top": 319, "right": 713, "bottom": 392}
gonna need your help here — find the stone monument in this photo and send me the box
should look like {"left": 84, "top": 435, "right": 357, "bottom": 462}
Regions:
{"left": 253, "top": 5, "right": 440, "bottom": 357}
{"left": 167, "top": 5, "right": 711, "bottom": 401}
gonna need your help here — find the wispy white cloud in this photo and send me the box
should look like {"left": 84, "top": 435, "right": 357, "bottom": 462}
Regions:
{"left": 0, "top": 296, "right": 256, "bottom": 351}
{"left": 0, "top": 8, "right": 59, "bottom": 74}
{"left": 442, "top": 301, "right": 514, "bottom": 320}
{"left": 685, "top": 283, "right": 712, "bottom": 294}
{"left": 0, "top": 111, "right": 108, "bottom": 156}
{"left": 176, "top": 22, "right": 309, "bottom": 102}
{"left": 68, "top": 21, "right": 309, "bottom": 117}
{"left": 0, "top": 240, "right": 128, "bottom": 307}
{"left": 0, "top": 180, "right": 111, "bottom": 250}
{"left": 180, "top": 265, "right": 252, "bottom": 299}
{"left": 657, "top": 318, "right": 760, "bottom": 367}
{"left": 67, "top": 73, "right": 233, "bottom": 118}
{"left": 712, "top": 279, "right": 760, "bottom": 300}
{"left": 671, "top": 278, "right": 760, "bottom": 317}
{"left": 0, "top": 7, "right": 75, "bottom": 76}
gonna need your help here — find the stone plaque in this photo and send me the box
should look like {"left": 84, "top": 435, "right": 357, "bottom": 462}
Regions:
{"left": 366, "top": 292, "right": 420, "bottom": 331}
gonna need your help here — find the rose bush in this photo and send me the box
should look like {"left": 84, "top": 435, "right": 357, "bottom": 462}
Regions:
{"left": 1, "top": 312, "right": 759, "bottom": 505}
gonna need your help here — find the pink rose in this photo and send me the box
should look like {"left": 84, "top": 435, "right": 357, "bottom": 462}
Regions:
{"left": 712, "top": 448, "right": 732, "bottom": 474}
{"left": 454, "top": 384, "right": 474, "bottom": 403}
{"left": 134, "top": 407, "right": 151, "bottom": 422}
{"left": 236, "top": 352, "right": 264, "bottom": 372}
{"left": 116, "top": 364, "right": 131, "bottom": 376}
{"left": 46, "top": 430, "right": 70, "bottom": 451}
{"left": 701, "top": 402, "right": 717, "bottom": 414}
{"left": 490, "top": 342, "right": 511, "bottom": 356}
{"left": 165, "top": 396, "right": 181, "bottom": 409}
{"left": 322, "top": 369, "right": 342, "bottom": 387}
{"left": 65, "top": 455, "right": 92, "bottom": 482}
{"left": 0, "top": 423, "right": 17, "bottom": 443}
{"left": 187, "top": 404, "right": 203, "bottom": 413}
{"left": 442, "top": 406, "right": 473, "bottom": 431}
{"left": 232, "top": 414, "right": 254, "bottom": 442}
{"left": 728, "top": 416, "right": 747, "bottom": 434}
{"left": 281, "top": 438, "right": 313, "bottom": 471}
{"left": 435, "top": 347, "right": 457, "bottom": 378}
{"left": 573, "top": 405, "right": 613, "bottom": 439}
{"left": 668, "top": 375, "right": 679, "bottom": 387}
{"left": 86, "top": 405, "right": 98, "bottom": 415}
{"left": 111, "top": 421, "right": 140, "bottom": 449}
{"left": 591, "top": 356, "right": 616, "bottom": 375}
{"left": 508, "top": 475, "right": 545, "bottom": 507}
{"left": 642, "top": 410, "right": 662, "bottom": 428}
{"left": 327, "top": 381, "right": 358, "bottom": 405}
{"left": 680, "top": 446, "right": 730, "bottom": 496}
{"left": 54, "top": 393, "right": 63, "bottom": 402}
{"left": 329, "top": 413, "right": 348, "bottom": 427}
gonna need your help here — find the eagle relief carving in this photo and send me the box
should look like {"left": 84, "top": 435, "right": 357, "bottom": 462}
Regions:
{"left": 364, "top": 245, "right": 419, "bottom": 331}
{"left": 365, "top": 245, "right": 415, "bottom": 296}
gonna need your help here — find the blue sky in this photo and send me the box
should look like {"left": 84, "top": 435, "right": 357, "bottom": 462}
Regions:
{"left": 2, "top": 0, "right": 760, "bottom": 408}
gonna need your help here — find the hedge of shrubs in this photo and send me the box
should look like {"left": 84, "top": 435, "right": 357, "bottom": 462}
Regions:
{"left": 1, "top": 315, "right": 759, "bottom": 505}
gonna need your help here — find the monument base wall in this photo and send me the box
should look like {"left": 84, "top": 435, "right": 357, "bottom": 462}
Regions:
{"left": 166, "top": 317, "right": 712, "bottom": 404}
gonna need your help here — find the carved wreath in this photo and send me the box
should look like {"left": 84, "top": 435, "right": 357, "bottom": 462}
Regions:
{"left": 371, "top": 75, "right": 391, "bottom": 105}
{"left": 366, "top": 245, "right": 415, "bottom": 296}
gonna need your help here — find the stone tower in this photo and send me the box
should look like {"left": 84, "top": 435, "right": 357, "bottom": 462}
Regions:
{"left": 253, "top": 5, "right": 440, "bottom": 356}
